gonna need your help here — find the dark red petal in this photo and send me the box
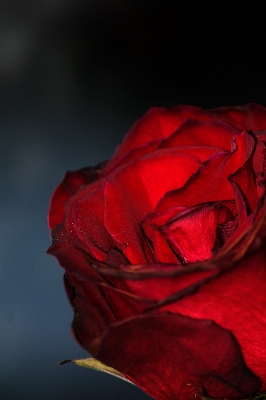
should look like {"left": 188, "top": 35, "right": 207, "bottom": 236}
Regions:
{"left": 229, "top": 155, "right": 258, "bottom": 215}
{"left": 253, "top": 141, "right": 266, "bottom": 177}
{"left": 255, "top": 130, "right": 266, "bottom": 141}
{"left": 166, "top": 245, "right": 266, "bottom": 389}
{"left": 47, "top": 224, "right": 105, "bottom": 282}
{"left": 103, "top": 181, "right": 149, "bottom": 264}
{"left": 210, "top": 103, "right": 266, "bottom": 132}
{"left": 69, "top": 184, "right": 117, "bottom": 261}
{"left": 230, "top": 181, "right": 248, "bottom": 224}
{"left": 92, "top": 260, "right": 222, "bottom": 312}
{"left": 48, "top": 166, "right": 104, "bottom": 230}
{"left": 88, "top": 313, "right": 261, "bottom": 400}
{"left": 49, "top": 232, "right": 148, "bottom": 324}
{"left": 64, "top": 273, "right": 118, "bottom": 344}
{"left": 160, "top": 203, "right": 235, "bottom": 263}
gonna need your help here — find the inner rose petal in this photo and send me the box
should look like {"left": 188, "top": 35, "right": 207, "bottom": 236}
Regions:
{"left": 144, "top": 203, "right": 236, "bottom": 264}
{"left": 103, "top": 150, "right": 202, "bottom": 264}
{"left": 66, "top": 150, "right": 201, "bottom": 265}
{"left": 155, "top": 131, "right": 255, "bottom": 213}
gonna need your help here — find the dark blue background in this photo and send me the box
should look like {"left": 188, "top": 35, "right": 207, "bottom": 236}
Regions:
{"left": 1, "top": 1, "right": 265, "bottom": 399}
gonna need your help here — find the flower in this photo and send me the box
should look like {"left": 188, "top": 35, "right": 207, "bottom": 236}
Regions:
{"left": 48, "top": 103, "right": 266, "bottom": 400}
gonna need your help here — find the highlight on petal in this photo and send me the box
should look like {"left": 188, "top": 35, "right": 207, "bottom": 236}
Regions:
{"left": 155, "top": 131, "right": 255, "bottom": 213}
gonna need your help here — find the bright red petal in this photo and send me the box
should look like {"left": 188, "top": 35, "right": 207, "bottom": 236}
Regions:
{"left": 155, "top": 132, "right": 255, "bottom": 213}
{"left": 159, "top": 119, "right": 241, "bottom": 151}
{"left": 109, "top": 105, "right": 208, "bottom": 164}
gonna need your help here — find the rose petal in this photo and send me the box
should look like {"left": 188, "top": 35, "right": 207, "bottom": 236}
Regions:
{"left": 230, "top": 156, "right": 258, "bottom": 215}
{"left": 48, "top": 224, "right": 106, "bottom": 282}
{"left": 165, "top": 245, "right": 266, "bottom": 389}
{"left": 155, "top": 132, "right": 255, "bottom": 213}
{"left": 48, "top": 166, "right": 103, "bottom": 230}
{"left": 142, "top": 202, "right": 237, "bottom": 264}
{"left": 103, "top": 150, "right": 201, "bottom": 263}
{"left": 159, "top": 203, "right": 235, "bottom": 263}
{"left": 211, "top": 103, "right": 266, "bottom": 132}
{"left": 253, "top": 141, "right": 266, "bottom": 176}
{"left": 87, "top": 313, "right": 261, "bottom": 400}
{"left": 256, "top": 130, "right": 266, "bottom": 141}
{"left": 109, "top": 105, "right": 209, "bottom": 164}
{"left": 102, "top": 140, "right": 161, "bottom": 176}
{"left": 105, "top": 104, "right": 264, "bottom": 176}
{"left": 64, "top": 273, "right": 118, "bottom": 344}
{"left": 70, "top": 184, "right": 117, "bottom": 261}
{"left": 159, "top": 119, "right": 241, "bottom": 151}
{"left": 103, "top": 143, "right": 221, "bottom": 177}
{"left": 230, "top": 181, "right": 248, "bottom": 224}
{"left": 51, "top": 150, "right": 202, "bottom": 266}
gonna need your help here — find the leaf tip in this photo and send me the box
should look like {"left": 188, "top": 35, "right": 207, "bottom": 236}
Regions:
{"left": 58, "top": 359, "right": 72, "bottom": 366}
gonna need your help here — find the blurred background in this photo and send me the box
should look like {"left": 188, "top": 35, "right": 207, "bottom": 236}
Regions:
{"left": 0, "top": 1, "right": 265, "bottom": 399}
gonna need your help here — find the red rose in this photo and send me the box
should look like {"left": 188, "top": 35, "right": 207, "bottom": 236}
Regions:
{"left": 48, "top": 103, "right": 266, "bottom": 400}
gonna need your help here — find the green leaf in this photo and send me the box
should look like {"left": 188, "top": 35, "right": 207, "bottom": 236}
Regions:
{"left": 59, "top": 357, "right": 134, "bottom": 385}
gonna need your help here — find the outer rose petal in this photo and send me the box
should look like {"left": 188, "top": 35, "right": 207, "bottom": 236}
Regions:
{"left": 86, "top": 313, "right": 260, "bottom": 400}
{"left": 48, "top": 165, "right": 105, "bottom": 230}
{"left": 64, "top": 273, "right": 117, "bottom": 344}
{"left": 164, "top": 243, "right": 266, "bottom": 390}
{"left": 103, "top": 103, "right": 265, "bottom": 175}
{"left": 103, "top": 119, "right": 241, "bottom": 176}
{"left": 211, "top": 103, "right": 266, "bottom": 132}
{"left": 159, "top": 119, "right": 241, "bottom": 151}
{"left": 108, "top": 105, "right": 209, "bottom": 164}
